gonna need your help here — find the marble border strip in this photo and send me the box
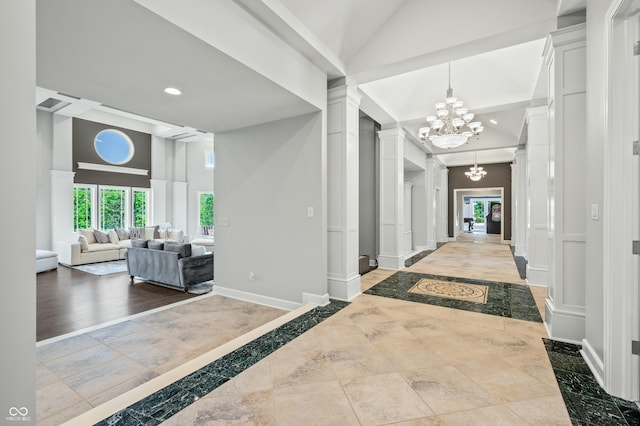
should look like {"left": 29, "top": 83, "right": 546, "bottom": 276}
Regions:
{"left": 64, "top": 300, "right": 348, "bottom": 425}
{"left": 543, "top": 338, "right": 640, "bottom": 425}
{"left": 365, "top": 271, "right": 542, "bottom": 323}
{"left": 509, "top": 245, "right": 527, "bottom": 279}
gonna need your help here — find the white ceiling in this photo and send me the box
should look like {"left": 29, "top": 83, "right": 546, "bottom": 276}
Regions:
{"left": 35, "top": 0, "right": 581, "bottom": 166}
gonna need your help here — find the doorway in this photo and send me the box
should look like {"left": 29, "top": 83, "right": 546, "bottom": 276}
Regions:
{"left": 453, "top": 187, "right": 505, "bottom": 243}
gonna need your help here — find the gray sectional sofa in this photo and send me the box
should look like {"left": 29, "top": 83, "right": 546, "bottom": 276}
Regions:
{"left": 125, "top": 240, "right": 214, "bottom": 292}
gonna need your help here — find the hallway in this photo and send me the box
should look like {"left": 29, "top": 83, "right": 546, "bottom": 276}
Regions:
{"left": 36, "top": 238, "right": 588, "bottom": 425}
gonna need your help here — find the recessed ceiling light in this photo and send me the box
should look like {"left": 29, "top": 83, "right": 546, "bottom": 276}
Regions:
{"left": 164, "top": 87, "right": 182, "bottom": 96}
{"left": 490, "top": 119, "right": 498, "bottom": 125}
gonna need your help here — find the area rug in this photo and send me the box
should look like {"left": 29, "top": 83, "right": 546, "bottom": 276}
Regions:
{"left": 187, "top": 281, "right": 214, "bottom": 295}
{"left": 408, "top": 278, "right": 488, "bottom": 304}
{"left": 72, "top": 260, "right": 128, "bottom": 276}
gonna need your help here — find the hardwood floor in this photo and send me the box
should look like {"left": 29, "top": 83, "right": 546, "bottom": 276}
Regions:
{"left": 36, "top": 264, "right": 198, "bottom": 342}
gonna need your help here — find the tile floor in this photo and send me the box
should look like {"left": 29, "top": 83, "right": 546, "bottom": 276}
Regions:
{"left": 36, "top": 296, "right": 287, "bottom": 425}
{"left": 37, "top": 237, "right": 638, "bottom": 425}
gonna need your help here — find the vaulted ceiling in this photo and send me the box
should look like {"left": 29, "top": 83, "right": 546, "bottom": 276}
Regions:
{"left": 36, "top": 0, "right": 585, "bottom": 166}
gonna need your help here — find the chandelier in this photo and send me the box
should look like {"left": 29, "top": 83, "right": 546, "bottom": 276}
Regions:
{"left": 465, "top": 152, "right": 487, "bottom": 181}
{"left": 419, "top": 63, "right": 483, "bottom": 149}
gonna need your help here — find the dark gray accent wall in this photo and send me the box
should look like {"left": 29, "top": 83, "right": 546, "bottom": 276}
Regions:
{"left": 359, "top": 114, "right": 379, "bottom": 261}
{"left": 447, "top": 162, "right": 512, "bottom": 240}
{"left": 73, "top": 118, "right": 152, "bottom": 187}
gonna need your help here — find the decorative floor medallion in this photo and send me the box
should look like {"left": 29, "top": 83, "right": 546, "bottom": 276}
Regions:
{"left": 409, "top": 278, "right": 488, "bottom": 304}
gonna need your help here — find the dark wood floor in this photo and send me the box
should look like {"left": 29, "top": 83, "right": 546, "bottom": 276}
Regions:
{"left": 36, "top": 265, "right": 198, "bottom": 342}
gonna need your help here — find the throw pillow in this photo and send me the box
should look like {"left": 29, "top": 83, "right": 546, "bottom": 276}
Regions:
{"left": 148, "top": 241, "right": 164, "bottom": 250}
{"left": 131, "top": 239, "right": 148, "bottom": 248}
{"left": 94, "top": 229, "right": 110, "bottom": 244}
{"left": 130, "top": 227, "right": 145, "bottom": 240}
{"left": 144, "top": 226, "right": 160, "bottom": 240}
{"left": 107, "top": 229, "right": 119, "bottom": 244}
{"left": 164, "top": 241, "right": 191, "bottom": 258}
{"left": 191, "top": 244, "right": 206, "bottom": 257}
{"left": 115, "top": 228, "right": 130, "bottom": 241}
{"left": 78, "top": 235, "right": 89, "bottom": 252}
{"left": 168, "top": 229, "right": 184, "bottom": 242}
{"left": 79, "top": 228, "right": 97, "bottom": 244}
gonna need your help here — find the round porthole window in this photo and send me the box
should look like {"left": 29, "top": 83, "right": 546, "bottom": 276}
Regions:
{"left": 94, "top": 129, "right": 135, "bottom": 165}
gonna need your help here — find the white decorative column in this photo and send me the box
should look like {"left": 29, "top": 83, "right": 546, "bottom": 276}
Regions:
{"left": 513, "top": 148, "right": 527, "bottom": 257}
{"left": 377, "top": 128, "right": 405, "bottom": 269}
{"left": 526, "top": 106, "right": 549, "bottom": 285}
{"left": 150, "top": 179, "right": 167, "bottom": 224}
{"left": 51, "top": 114, "right": 75, "bottom": 247}
{"left": 438, "top": 167, "right": 449, "bottom": 242}
{"left": 327, "top": 85, "right": 361, "bottom": 301}
{"left": 425, "top": 157, "right": 438, "bottom": 249}
{"left": 403, "top": 182, "right": 413, "bottom": 255}
{"left": 173, "top": 182, "right": 188, "bottom": 233}
{"left": 544, "top": 23, "right": 586, "bottom": 342}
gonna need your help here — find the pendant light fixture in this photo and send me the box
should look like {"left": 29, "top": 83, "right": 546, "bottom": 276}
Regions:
{"left": 465, "top": 152, "right": 487, "bottom": 181}
{"left": 418, "top": 62, "right": 483, "bottom": 149}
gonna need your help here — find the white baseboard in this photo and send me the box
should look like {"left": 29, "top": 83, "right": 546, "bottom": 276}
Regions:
{"left": 544, "top": 299, "right": 585, "bottom": 344}
{"left": 213, "top": 286, "right": 301, "bottom": 311}
{"left": 302, "top": 292, "right": 330, "bottom": 307}
{"left": 581, "top": 338, "right": 605, "bottom": 387}
{"left": 328, "top": 275, "right": 361, "bottom": 302}
{"left": 514, "top": 244, "right": 527, "bottom": 257}
{"left": 378, "top": 255, "right": 404, "bottom": 270}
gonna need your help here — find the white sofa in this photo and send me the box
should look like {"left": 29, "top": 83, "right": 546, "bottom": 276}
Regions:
{"left": 57, "top": 227, "right": 185, "bottom": 266}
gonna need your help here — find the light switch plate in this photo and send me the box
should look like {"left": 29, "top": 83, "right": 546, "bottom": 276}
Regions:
{"left": 591, "top": 204, "right": 599, "bottom": 221}
{"left": 307, "top": 207, "right": 314, "bottom": 218}
{"left": 218, "top": 217, "right": 230, "bottom": 226}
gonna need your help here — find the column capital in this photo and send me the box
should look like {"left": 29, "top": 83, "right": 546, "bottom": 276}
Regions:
{"left": 328, "top": 85, "right": 362, "bottom": 105}
{"left": 526, "top": 105, "right": 549, "bottom": 122}
{"left": 377, "top": 127, "right": 406, "bottom": 140}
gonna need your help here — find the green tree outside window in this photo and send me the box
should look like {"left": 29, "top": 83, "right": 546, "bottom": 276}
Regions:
{"left": 200, "top": 193, "right": 214, "bottom": 226}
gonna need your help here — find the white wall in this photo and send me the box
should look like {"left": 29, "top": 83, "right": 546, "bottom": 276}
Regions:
{"left": 1, "top": 0, "right": 36, "bottom": 415}
{"left": 359, "top": 115, "right": 377, "bottom": 261}
{"left": 187, "top": 140, "right": 214, "bottom": 236}
{"left": 214, "top": 112, "right": 327, "bottom": 307}
{"left": 36, "top": 110, "right": 53, "bottom": 250}
{"left": 582, "top": 0, "right": 609, "bottom": 369}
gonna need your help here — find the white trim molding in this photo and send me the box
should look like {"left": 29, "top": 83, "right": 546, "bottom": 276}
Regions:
{"left": 213, "top": 286, "right": 302, "bottom": 311}
{"left": 77, "top": 162, "right": 148, "bottom": 176}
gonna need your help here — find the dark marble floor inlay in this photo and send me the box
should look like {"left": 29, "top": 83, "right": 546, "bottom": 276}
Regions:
{"left": 96, "top": 300, "right": 349, "bottom": 426}
{"left": 543, "top": 338, "right": 640, "bottom": 425}
{"left": 365, "top": 271, "right": 542, "bottom": 323}
{"left": 509, "top": 245, "right": 527, "bottom": 279}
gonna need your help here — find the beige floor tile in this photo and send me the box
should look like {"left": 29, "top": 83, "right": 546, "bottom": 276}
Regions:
{"left": 163, "top": 390, "right": 277, "bottom": 425}
{"left": 43, "top": 343, "right": 122, "bottom": 379}
{"left": 325, "top": 343, "right": 397, "bottom": 379}
{"left": 36, "top": 400, "right": 93, "bottom": 426}
{"left": 269, "top": 349, "right": 337, "bottom": 388}
{"left": 388, "top": 417, "right": 446, "bottom": 426}
{"left": 506, "top": 395, "right": 572, "bottom": 425}
{"left": 86, "top": 370, "right": 160, "bottom": 407}
{"left": 64, "top": 356, "right": 146, "bottom": 400}
{"left": 273, "top": 381, "right": 360, "bottom": 426}
{"left": 36, "top": 334, "right": 102, "bottom": 363}
{"left": 403, "top": 365, "right": 499, "bottom": 414}
{"left": 210, "top": 360, "right": 274, "bottom": 397}
{"left": 341, "top": 373, "right": 435, "bottom": 425}
{"left": 439, "top": 404, "right": 529, "bottom": 425}
{"left": 35, "top": 362, "right": 60, "bottom": 388}
{"left": 36, "top": 380, "right": 86, "bottom": 421}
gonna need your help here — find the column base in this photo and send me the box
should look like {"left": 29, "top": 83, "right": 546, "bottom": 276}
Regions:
{"left": 377, "top": 255, "right": 405, "bottom": 270}
{"left": 328, "top": 275, "right": 361, "bottom": 302}
{"left": 526, "top": 265, "right": 548, "bottom": 286}
{"left": 544, "top": 298, "right": 585, "bottom": 344}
